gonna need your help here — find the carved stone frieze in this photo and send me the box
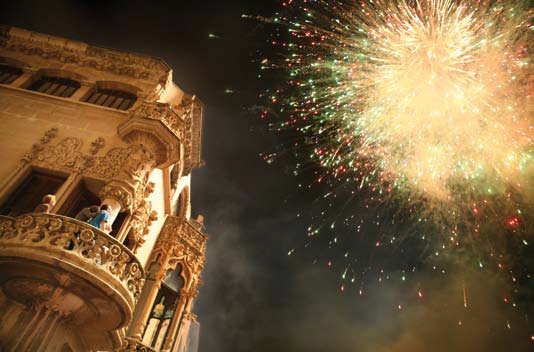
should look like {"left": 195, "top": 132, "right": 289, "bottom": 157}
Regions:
{"left": 23, "top": 132, "right": 155, "bottom": 185}
{"left": 0, "top": 25, "right": 170, "bottom": 82}
{"left": 88, "top": 146, "right": 132, "bottom": 179}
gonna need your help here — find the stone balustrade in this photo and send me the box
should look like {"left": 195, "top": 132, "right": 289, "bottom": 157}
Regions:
{"left": 0, "top": 213, "right": 145, "bottom": 303}
{"left": 119, "top": 338, "right": 157, "bottom": 352}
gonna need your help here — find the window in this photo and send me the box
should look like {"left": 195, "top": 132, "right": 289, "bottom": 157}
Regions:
{"left": 142, "top": 265, "right": 184, "bottom": 350}
{"left": 84, "top": 88, "right": 137, "bottom": 110}
{"left": 27, "top": 76, "right": 80, "bottom": 97}
{"left": 110, "top": 211, "right": 128, "bottom": 238}
{"left": 0, "top": 170, "right": 66, "bottom": 217}
{"left": 57, "top": 179, "right": 101, "bottom": 218}
{"left": 0, "top": 65, "right": 22, "bottom": 84}
{"left": 57, "top": 178, "right": 128, "bottom": 236}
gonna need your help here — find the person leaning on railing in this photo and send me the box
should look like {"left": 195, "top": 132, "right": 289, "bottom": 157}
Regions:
{"left": 88, "top": 204, "right": 112, "bottom": 234}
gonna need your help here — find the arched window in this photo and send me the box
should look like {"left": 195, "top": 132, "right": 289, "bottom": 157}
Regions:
{"left": 170, "top": 164, "right": 180, "bottom": 191}
{"left": 27, "top": 76, "right": 80, "bottom": 97}
{"left": 83, "top": 88, "right": 137, "bottom": 110}
{"left": 175, "top": 187, "right": 189, "bottom": 218}
{"left": 0, "top": 64, "right": 22, "bottom": 84}
{"left": 142, "top": 265, "right": 184, "bottom": 350}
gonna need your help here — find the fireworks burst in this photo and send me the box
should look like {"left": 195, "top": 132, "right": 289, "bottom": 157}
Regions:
{"left": 259, "top": 0, "right": 533, "bottom": 339}
{"left": 271, "top": 0, "right": 532, "bottom": 203}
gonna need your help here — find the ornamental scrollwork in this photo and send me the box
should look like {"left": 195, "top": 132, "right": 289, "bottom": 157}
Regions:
{"left": 128, "top": 198, "right": 158, "bottom": 254}
{"left": 0, "top": 213, "right": 145, "bottom": 301}
{"left": 21, "top": 127, "right": 58, "bottom": 164}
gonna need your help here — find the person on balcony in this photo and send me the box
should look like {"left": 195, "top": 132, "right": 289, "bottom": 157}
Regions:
{"left": 34, "top": 194, "right": 56, "bottom": 213}
{"left": 75, "top": 205, "right": 99, "bottom": 222}
{"left": 88, "top": 204, "right": 111, "bottom": 233}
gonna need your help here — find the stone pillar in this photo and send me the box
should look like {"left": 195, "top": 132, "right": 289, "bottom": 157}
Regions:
{"left": 99, "top": 197, "right": 122, "bottom": 225}
{"left": 11, "top": 70, "right": 35, "bottom": 88}
{"left": 161, "top": 287, "right": 193, "bottom": 351}
{"left": 127, "top": 253, "right": 170, "bottom": 340}
{"left": 51, "top": 173, "right": 82, "bottom": 214}
{"left": 70, "top": 81, "right": 92, "bottom": 101}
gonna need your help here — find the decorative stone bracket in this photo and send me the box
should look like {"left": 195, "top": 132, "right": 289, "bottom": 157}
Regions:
{"left": 118, "top": 102, "right": 183, "bottom": 169}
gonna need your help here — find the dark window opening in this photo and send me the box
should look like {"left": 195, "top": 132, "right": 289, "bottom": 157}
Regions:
{"left": 110, "top": 211, "right": 128, "bottom": 238}
{"left": 57, "top": 180, "right": 100, "bottom": 219}
{"left": 84, "top": 88, "right": 136, "bottom": 110}
{"left": 142, "top": 266, "right": 184, "bottom": 349}
{"left": 0, "top": 171, "right": 66, "bottom": 217}
{"left": 0, "top": 65, "right": 22, "bottom": 84}
{"left": 123, "top": 232, "right": 132, "bottom": 249}
{"left": 27, "top": 76, "right": 80, "bottom": 97}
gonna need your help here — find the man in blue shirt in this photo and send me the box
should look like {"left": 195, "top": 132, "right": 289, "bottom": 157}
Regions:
{"left": 88, "top": 204, "right": 111, "bottom": 232}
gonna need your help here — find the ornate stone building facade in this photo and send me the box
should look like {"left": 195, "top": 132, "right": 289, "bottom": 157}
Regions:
{"left": 0, "top": 26, "right": 207, "bottom": 352}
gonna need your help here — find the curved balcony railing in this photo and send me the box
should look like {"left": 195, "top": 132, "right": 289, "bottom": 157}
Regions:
{"left": 0, "top": 213, "right": 145, "bottom": 305}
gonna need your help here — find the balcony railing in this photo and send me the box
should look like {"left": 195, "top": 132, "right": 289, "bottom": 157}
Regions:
{"left": 0, "top": 213, "right": 145, "bottom": 304}
{"left": 119, "top": 338, "right": 157, "bottom": 352}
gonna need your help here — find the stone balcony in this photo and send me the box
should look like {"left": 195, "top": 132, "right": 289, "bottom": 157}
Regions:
{"left": 0, "top": 213, "right": 145, "bottom": 351}
{"left": 118, "top": 337, "right": 156, "bottom": 352}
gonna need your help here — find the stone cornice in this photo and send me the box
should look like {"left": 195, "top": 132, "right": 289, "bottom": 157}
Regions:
{"left": 0, "top": 25, "right": 171, "bottom": 83}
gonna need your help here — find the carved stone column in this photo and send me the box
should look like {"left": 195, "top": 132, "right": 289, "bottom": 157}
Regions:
{"left": 161, "top": 286, "right": 198, "bottom": 351}
{"left": 99, "top": 180, "right": 130, "bottom": 225}
{"left": 127, "top": 251, "right": 171, "bottom": 340}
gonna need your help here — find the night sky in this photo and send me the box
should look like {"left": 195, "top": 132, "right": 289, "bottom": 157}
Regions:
{"left": 1, "top": 1, "right": 532, "bottom": 351}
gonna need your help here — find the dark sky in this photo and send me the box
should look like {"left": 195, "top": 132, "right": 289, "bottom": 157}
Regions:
{"left": 1, "top": 1, "right": 532, "bottom": 351}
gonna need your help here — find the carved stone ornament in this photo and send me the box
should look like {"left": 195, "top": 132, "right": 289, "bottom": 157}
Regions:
{"left": 131, "top": 101, "right": 185, "bottom": 138}
{"left": 117, "top": 337, "right": 156, "bottom": 352}
{"left": 99, "top": 180, "right": 134, "bottom": 210}
{"left": 23, "top": 131, "right": 155, "bottom": 188}
{"left": 0, "top": 213, "right": 145, "bottom": 301}
{"left": 149, "top": 216, "right": 207, "bottom": 279}
{"left": 89, "top": 136, "right": 106, "bottom": 155}
{"left": 127, "top": 182, "right": 158, "bottom": 254}
{"left": 21, "top": 127, "right": 58, "bottom": 164}
{"left": 0, "top": 25, "right": 170, "bottom": 82}
{"left": 176, "top": 96, "right": 203, "bottom": 175}
{"left": 118, "top": 106, "right": 183, "bottom": 168}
